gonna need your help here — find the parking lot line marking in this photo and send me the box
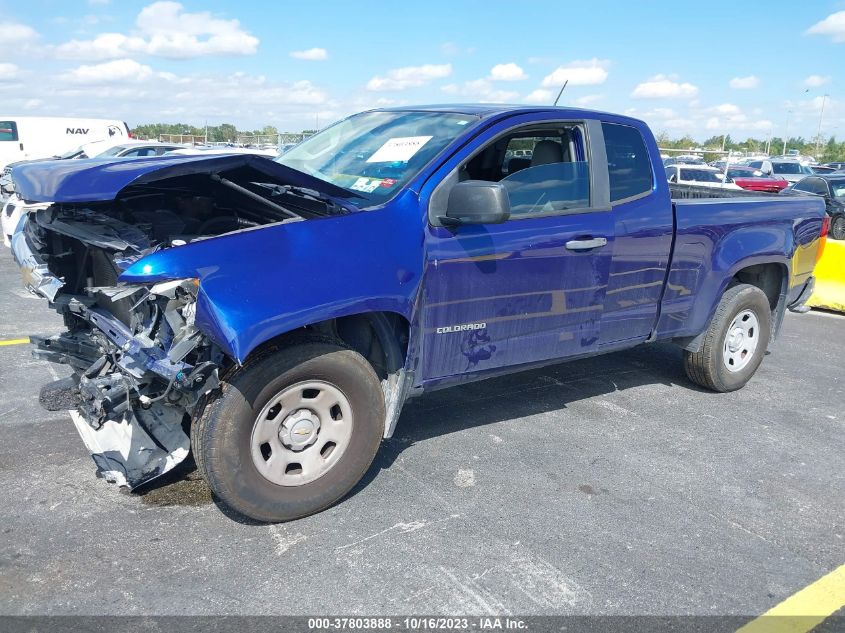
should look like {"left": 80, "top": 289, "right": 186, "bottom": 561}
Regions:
{"left": 0, "top": 337, "right": 30, "bottom": 346}
{"left": 736, "top": 563, "right": 845, "bottom": 633}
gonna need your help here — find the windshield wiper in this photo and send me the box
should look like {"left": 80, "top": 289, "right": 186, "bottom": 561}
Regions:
{"left": 262, "top": 183, "right": 349, "bottom": 216}
{"left": 210, "top": 175, "right": 300, "bottom": 221}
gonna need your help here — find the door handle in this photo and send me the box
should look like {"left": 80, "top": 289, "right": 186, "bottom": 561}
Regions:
{"left": 566, "top": 237, "right": 607, "bottom": 251}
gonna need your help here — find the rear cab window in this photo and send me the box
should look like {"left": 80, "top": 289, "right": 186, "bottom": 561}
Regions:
{"left": 602, "top": 122, "right": 654, "bottom": 203}
{"left": 0, "top": 121, "right": 19, "bottom": 142}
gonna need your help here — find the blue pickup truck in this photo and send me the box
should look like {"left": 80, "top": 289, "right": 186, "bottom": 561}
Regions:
{"left": 10, "top": 105, "right": 828, "bottom": 521}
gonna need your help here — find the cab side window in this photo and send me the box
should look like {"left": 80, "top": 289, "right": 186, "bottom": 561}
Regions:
{"left": 460, "top": 124, "right": 591, "bottom": 217}
{"left": 0, "top": 121, "right": 18, "bottom": 142}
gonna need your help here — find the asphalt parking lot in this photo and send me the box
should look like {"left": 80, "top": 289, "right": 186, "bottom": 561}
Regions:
{"left": 0, "top": 251, "right": 842, "bottom": 618}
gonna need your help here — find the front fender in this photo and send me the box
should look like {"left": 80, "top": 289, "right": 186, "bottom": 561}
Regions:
{"left": 120, "top": 193, "right": 423, "bottom": 363}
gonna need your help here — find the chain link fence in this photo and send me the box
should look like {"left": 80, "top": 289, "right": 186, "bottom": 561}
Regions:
{"left": 157, "top": 132, "right": 315, "bottom": 148}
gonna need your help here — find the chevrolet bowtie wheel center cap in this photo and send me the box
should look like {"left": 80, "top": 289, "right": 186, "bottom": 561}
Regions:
{"left": 279, "top": 409, "right": 321, "bottom": 450}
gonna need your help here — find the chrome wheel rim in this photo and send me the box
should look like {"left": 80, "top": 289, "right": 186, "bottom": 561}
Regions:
{"left": 723, "top": 309, "right": 759, "bottom": 373}
{"left": 250, "top": 380, "right": 353, "bottom": 486}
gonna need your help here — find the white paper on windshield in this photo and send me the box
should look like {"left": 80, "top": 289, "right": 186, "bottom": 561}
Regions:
{"left": 366, "top": 136, "right": 432, "bottom": 163}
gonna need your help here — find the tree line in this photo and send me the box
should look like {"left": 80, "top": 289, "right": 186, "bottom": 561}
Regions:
{"left": 655, "top": 131, "right": 845, "bottom": 162}
{"left": 131, "top": 123, "right": 291, "bottom": 143}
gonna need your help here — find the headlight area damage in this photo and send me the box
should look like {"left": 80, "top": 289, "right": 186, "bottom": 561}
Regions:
{"left": 10, "top": 154, "right": 358, "bottom": 489}
{"left": 33, "top": 278, "right": 218, "bottom": 488}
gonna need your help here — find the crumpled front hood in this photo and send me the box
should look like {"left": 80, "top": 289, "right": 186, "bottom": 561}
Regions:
{"left": 12, "top": 153, "right": 359, "bottom": 204}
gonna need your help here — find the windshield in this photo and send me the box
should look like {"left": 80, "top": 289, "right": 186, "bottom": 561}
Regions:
{"left": 728, "top": 168, "right": 766, "bottom": 178}
{"left": 275, "top": 111, "right": 478, "bottom": 202}
{"left": 97, "top": 145, "right": 129, "bottom": 157}
{"left": 680, "top": 168, "right": 723, "bottom": 183}
{"left": 772, "top": 162, "right": 811, "bottom": 175}
{"left": 831, "top": 181, "right": 845, "bottom": 198}
{"left": 56, "top": 147, "right": 85, "bottom": 159}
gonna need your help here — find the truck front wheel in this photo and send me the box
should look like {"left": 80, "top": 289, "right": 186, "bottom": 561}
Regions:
{"left": 192, "top": 339, "right": 385, "bottom": 522}
{"left": 683, "top": 284, "right": 772, "bottom": 392}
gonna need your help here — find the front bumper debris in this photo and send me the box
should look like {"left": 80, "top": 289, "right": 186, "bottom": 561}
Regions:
{"left": 68, "top": 408, "right": 189, "bottom": 489}
{"left": 30, "top": 279, "right": 220, "bottom": 490}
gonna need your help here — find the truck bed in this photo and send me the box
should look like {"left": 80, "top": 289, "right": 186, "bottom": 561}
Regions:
{"left": 657, "top": 191, "right": 826, "bottom": 344}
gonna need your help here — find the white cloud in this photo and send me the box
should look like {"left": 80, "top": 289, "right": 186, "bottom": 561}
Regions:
{"left": 712, "top": 103, "right": 741, "bottom": 115}
{"left": 540, "top": 58, "right": 609, "bottom": 87}
{"left": 62, "top": 59, "right": 157, "bottom": 84}
{"left": 55, "top": 1, "right": 259, "bottom": 60}
{"left": 0, "top": 23, "right": 38, "bottom": 45}
{"left": 290, "top": 47, "right": 328, "bottom": 61}
{"left": 632, "top": 74, "right": 698, "bottom": 99}
{"left": 366, "top": 63, "right": 452, "bottom": 91}
{"left": 574, "top": 94, "right": 602, "bottom": 107}
{"left": 523, "top": 89, "right": 553, "bottom": 104}
{"left": 488, "top": 63, "right": 527, "bottom": 81}
{"left": 0, "top": 63, "right": 21, "bottom": 83}
{"left": 806, "top": 11, "right": 845, "bottom": 43}
{"left": 729, "top": 75, "right": 759, "bottom": 89}
{"left": 804, "top": 74, "right": 831, "bottom": 88}
{"left": 441, "top": 79, "right": 518, "bottom": 103}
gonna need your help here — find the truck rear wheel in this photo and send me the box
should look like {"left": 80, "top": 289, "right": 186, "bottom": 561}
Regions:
{"left": 192, "top": 339, "right": 385, "bottom": 522}
{"left": 683, "top": 284, "right": 772, "bottom": 392}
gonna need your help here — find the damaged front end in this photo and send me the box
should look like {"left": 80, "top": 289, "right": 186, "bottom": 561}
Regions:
{"left": 30, "top": 272, "right": 220, "bottom": 488}
{"left": 10, "top": 154, "right": 359, "bottom": 489}
{"left": 10, "top": 205, "right": 236, "bottom": 489}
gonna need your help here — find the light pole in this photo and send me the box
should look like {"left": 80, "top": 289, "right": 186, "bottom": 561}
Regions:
{"left": 814, "top": 94, "right": 829, "bottom": 159}
{"left": 782, "top": 109, "right": 792, "bottom": 155}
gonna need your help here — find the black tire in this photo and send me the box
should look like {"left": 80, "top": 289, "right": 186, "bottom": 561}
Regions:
{"left": 192, "top": 339, "right": 385, "bottom": 522}
{"left": 683, "top": 284, "right": 772, "bottom": 393}
{"left": 831, "top": 216, "right": 845, "bottom": 241}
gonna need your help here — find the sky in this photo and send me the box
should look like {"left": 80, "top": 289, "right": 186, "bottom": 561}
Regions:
{"left": 1, "top": 0, "right": 844, "bottom": 141}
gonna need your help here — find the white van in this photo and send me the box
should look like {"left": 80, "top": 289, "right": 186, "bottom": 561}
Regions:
{"left": 0, "top": 117, "right": 131, "bottom": 171}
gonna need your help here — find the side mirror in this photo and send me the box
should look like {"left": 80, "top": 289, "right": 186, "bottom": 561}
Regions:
{"left": 439, "top": 180, "right": 510, "bottom": 227}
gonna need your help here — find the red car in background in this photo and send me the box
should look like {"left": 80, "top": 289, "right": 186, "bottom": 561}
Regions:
{"left": 727, "top": 166, "right": 789, "bottom": 193}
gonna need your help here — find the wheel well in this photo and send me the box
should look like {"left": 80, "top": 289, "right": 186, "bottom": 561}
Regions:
{"left": 731, "top": 263, "right": 786, "bottom": 311}
{"left": 246, "top": 312, "right": 410, "bottom": 380}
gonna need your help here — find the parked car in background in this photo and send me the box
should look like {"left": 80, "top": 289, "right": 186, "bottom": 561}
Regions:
{"left": 665, "top": 164, "right": 742, "bottom": 189}
{"left": 664, "top": 155, "right": 706, "bottom": 166}
{"left": 745, "top": 159, "right": 814, "bottom": 184}
{"left": 822, "top": 162, "right": 845, "bottom": 171}
{"left": 725, "top": 166, "right": 789, "bottom": 193}
{"left": 96, "top": 141, "right": 185, "bottom": 158}
{"left": 167, "top": 145, "right": 278, "bottom": 157}
{"left": 787, "top": 175, "right": 845, "bottom": 239}
{"left": 809, "top": 165, "right": 837, "bottom": 175}
{"left": 0, "top": 117, "right": 130, "bottom": 172}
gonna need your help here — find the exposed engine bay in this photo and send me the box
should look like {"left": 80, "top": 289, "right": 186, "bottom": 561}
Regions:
{"left": 12, "top": 168, "right": 344, "bottom": 488}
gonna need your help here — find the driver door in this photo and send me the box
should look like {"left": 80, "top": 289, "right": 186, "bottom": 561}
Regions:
{"left": 418, "top": 117, "right": 614, "bottom": 383}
